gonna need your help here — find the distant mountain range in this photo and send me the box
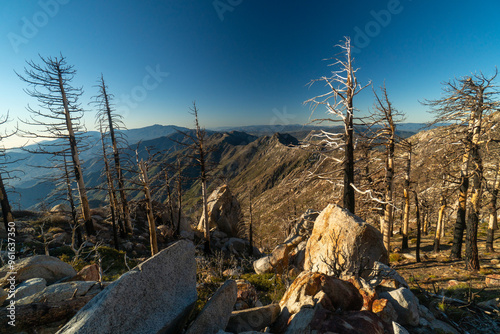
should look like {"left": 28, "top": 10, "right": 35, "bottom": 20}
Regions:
{"left": 7, "top": 122, "right": 437, "bottom": 210}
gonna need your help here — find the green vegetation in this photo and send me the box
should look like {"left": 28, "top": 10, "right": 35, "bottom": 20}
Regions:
{"left": 241, "top": 273, "right": 286, "bottom": 305}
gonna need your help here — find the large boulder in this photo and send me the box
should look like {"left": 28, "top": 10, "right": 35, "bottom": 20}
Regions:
{"left": 197, "top": 185, "right": 242, "bottom": 237}
{"left": 304, "top": 204, "right": 387, "bottom": 277}
{"left": 17, "top": 281, "right": 104, "bottom": 305}
{"left": 285, "top": 307, "right": 387, "bottom": 334}
{"left": 279, "top": 271, "right": 363, "bottom": 316}
{"left": 186, "top": 280, "right": 237, "bottom": 334}
{"left": 0, "top": 255, "right": 77, "bottom": 287}
{"left": 11, "top": 278, "right": 47, "bottom": 301}
{"left": 57, "top": 240, "right": 197, "bottom": 334}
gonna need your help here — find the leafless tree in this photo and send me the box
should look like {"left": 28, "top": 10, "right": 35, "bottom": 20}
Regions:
{"left": 304, "top": 37, "right": 370, "bottom": 214}
{"left": 17, "top": 55, "right": 95, "bottom": 236}
{"left": 98, "top": 121, "right": 120, "bottom": 250}
{"left": 424, "top": 71, "right": 498, "bottom": 269}
{"left": 92, "top": 75, "right": 132, "bottom": 235}
{"left": 369, "top": 84, "right": 405, "bottom": 257}
{"left": 176, "top": 102, "right": 211, "bottom": 252}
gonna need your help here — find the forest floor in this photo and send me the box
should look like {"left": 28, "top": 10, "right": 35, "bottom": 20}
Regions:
{"left": 391, "top": 232, "right": 500, "bottom": 333}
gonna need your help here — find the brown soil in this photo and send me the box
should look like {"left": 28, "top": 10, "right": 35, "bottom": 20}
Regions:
{"left": 390, "top": 232, "right": 500, "bottom": 333}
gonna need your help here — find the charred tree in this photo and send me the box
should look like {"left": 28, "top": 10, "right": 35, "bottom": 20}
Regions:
{"left": 304, "top": 37, "right": 370, "bottom": 214}
{"left": 370, "top": 84, "right": 405, "bottom": 257}
{"left": 424, "top": 72, "right": 498, "bottom": 262}
{"left": 486, "top": 159, "right": 500, "bottom": 252}
{"left": 401, "top": 143, "right": 412, "bottom": 251}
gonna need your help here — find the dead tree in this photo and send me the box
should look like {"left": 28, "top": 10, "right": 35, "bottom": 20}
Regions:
{"left": 414, "top": 190, "right": 421, "bottom": 263}
{"left": 304, "top": 37, "right": 370, "bottom": 214}
{"left": 434, "top": 194, "right": 446, "bottom": 253}
{"left": 0, "top": 114, "right": 16, "bottom": 233}
{"left": 99, "top": 122, "right": 120, "bottom": 250}
{"left": 137, "top": 158, "right": 158, "bottom": 256}
{"left": 92, "top": 75, "right": 132, "bottom": 234}
{"left": 424, "top": 71, "right": 498, "bottom": 266}
{"left": 176, "top": 102, "right": 211, "bottom": 252}
{"left": 18, "top": 55, "right": 95, "bottom": 236}
{"left": 370, "top": 84, "right": 405, "bottom": 257}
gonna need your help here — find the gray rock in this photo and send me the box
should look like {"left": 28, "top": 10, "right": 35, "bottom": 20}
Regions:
{"left": 430, "top": 319, "right": 459, "bottom": 334}
{"left": 284, "top": 307, "right": 317, "bottom": 334}
{"left": 226, "top": 303, "right": 281, "bottom": 333}
{"left": 225, "top": 238, "right": 249, "bottom": 256}
{"left": 57, "top": 240, "right": 197, "bottom": 334}
{"left": 253, "top": 256, "right": 272, "bottom": 274}
{"left": 380, "top": 287, "right": 420, "bottom": 326}
{"left": 0, "top": 255, "right": 77, "bottom": 286}
{"left": 17, "top": 281, "right": 103, "bottom": 305}
{"left": 12, "top": 277, "right": 47, "bottom": 300}
{"left": 186, "top": 280, "right": 237, "bottom": 334}
{"left": 198, "top": 185, "right": 242, "bottom": 237}
{"left": 392, "top": 322, "right": 410, "bottom": 334}
{"left": 368, "top": 261, "right": 409, "bottom": 289}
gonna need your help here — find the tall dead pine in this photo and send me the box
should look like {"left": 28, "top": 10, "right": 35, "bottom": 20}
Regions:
{"left": 93, "top": 75, "right": 132, "bottom": 235}
{"left": 18, "top": 55, "right": 94, "bottom": 236}
{"left": 138, "top": 160, "right": 158, "bottom": 256}
{"left": 371, "top": 84, "right": 405, "bottom": 258}
{"left": 424, "top": 71, "right": 498, "bottom": 267}
{"left": 305, "top": 37, "right": 370, "bottom": 214}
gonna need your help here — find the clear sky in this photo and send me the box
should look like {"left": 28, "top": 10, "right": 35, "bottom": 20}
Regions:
{"left": 1, "top": 0, "right": 499, "bottom": 147}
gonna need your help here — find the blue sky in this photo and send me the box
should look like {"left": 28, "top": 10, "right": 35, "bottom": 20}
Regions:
{"left": 1, "top": 0, "right": 500, "bottom": 147}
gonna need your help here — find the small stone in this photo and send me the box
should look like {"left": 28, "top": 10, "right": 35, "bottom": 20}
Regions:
{"left": 485, "top": 274, "right": 500, "bottom": 286}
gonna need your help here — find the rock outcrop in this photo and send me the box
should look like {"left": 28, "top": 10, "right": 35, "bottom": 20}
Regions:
{"left": 0, "top": 255, "right": 77, "bottom": 286}
{"left": 304, "top": 204, "right": 388, "bottom": 277}
{"left": 57, "top": 240, "right": 197, "bottom": 334}
{"left": 198, "top": 185, "right": 242, "bottom": 237}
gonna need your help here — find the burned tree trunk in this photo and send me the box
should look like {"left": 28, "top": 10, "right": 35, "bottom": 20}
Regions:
{"left": 486, "top": 160, "right": 500, "bottom": 252}
{"left": 402, "top": 146, "right": 412, "bottom": 250}
{"left": 434, "top": 195, "right": 446, "bottom": 253}
{"left": 414, "top": 191, "right": 421, "bottom": 263}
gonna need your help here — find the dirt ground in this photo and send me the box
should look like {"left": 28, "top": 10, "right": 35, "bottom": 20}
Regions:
{"left": 390, "top": 232, "right": 500, "bottom": 333}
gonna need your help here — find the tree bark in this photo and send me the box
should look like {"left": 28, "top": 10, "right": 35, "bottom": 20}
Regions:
{"left": 383, "top": 133, "right": 394, "bottom": 258}
{"left": 343, "top": 91, "right": 355, "bottom": 214}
